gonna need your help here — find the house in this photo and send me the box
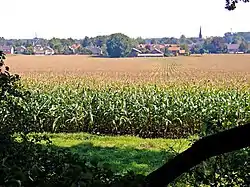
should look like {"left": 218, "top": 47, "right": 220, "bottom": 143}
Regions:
{"left": 33, "top": 45, "right": 54, "bottom": 55}
{"left": 179, "top": 50, "right": 186, "bottom": 55}
{"left": 137, "top": 53, "right": 164, "bottom": 57}
{"left": 86, "top": 46, "right": 103, "bottom": 56}
{"left": 0, "top": 46, "right": 14, "bottom": 54}
{"left": 15, "top": 46, "right": 28, "bottom": 54}
{"left": 33, "top": 45, "right": 45, "bottom": 55}
{"left": 137, "top": 47, "right": 164, "bottom": 57}
{"left": 167, "top": 45, "right": 181, "bottom": 56}
{"left": 72, "top": 44, "right": 81, "bottom": 50}
{"left": 130, "top": 46, "right": 164, "bottom": 57}
{"left": 44, "top": 46, "right": 55, "bottom": 55}
{"left": 226, "top": 44, "right": 240, "bottom": 54}
{"left": 151, "top": 48, "right": 164, "bottom": 54}
{"left": 69, "top": 44, "right": 81, "bottom": 54}
{"left": 129, "top": 48, "right": 142, "bottom": 57}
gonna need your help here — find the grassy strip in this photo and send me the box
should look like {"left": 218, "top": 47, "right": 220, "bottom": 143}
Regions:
{"left": 47, "top": 133, "right": 190, "bottom": 175}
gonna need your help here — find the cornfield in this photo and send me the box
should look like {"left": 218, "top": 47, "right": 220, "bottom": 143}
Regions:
{"left": 3, "top": 55, "right": 250, "bottom": 138}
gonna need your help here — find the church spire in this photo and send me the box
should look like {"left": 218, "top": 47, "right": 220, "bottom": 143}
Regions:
{"left": 199, "top": 26, "right": 202, "bottom": 39}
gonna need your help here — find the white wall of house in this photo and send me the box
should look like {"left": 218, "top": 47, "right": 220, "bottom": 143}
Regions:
{"left": 10, "top": 47, "right": 14, "bottom": 54}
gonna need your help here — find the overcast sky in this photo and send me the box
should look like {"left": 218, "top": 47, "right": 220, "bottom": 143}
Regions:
{"left": 2, "top": 0, "right": 250, "bottom": 39}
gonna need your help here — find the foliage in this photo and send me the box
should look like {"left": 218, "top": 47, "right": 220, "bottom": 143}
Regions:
{"left": 186, "top": 148, "right": 249, "bottom": 186}
{"left": 202, "top": 37, "right": 228, "bottom": 54}
{"left": 239, "top": 42, "right": 248, "bottom": 52}
{"left": 82, "top": 36, "right": 93, "bottom": 48}
{"left": 48, "top": 37, "right": 64, "bottom": 54}
{"left": 180, "top": 44, "right": 189, "bottom": 52}
{"left": 225, "top": 0, "right": 249, "bottom": 10}
{"left": 4, "top": 82, "right": 248, "bottom": 138}
{"left": 135, "top": 37, "right": 145, "bottom": 45}
{"left": 1, "top": 137, "right": 124, "bottom": 187}
{"left": 164, "top": 48, "right": 173, "bottom": 57}
{"left": 106, "top": 33, "right": 133, "bottom": 58}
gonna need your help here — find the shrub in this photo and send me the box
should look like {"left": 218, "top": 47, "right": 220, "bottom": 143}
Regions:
{"left": 0, "top": 51, "right": 143, "bottom": 187}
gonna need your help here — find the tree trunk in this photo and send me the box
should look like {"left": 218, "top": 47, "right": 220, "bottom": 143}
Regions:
{"left": 143, "top": 123, "right": 250, "bottom": 187}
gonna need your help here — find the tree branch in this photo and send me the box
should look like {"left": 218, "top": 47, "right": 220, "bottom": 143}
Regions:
{"left": 225, "top": 0, "right": 250, "bottom": 10}
{"left": 143, "top": 123, "right": 250, "bottom": 187}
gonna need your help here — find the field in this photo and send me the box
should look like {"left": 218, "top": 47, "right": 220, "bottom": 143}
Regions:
{"left": 8, "top": 54, "right": 250, "bottom": 85}
{"left": 3, "top": 54, "right": 250, "bottom": 185}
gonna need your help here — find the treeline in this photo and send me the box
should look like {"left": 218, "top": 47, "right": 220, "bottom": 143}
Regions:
{"left": 1, "top": 31, "right": 250, "bottom": 57}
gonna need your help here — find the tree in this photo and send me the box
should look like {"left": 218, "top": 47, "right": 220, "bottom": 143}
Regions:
{"left": 180, "top": 44, "right": 189, "bottom": 52}
{"left": 101, "top": 44, "right": 108, "bottom": 56}
{"left": 190, "top": 43, "right": 203, "bottom": 54}
{"left": 225, "top": 0, "right": 249, "bottom": 10}
{"left": 82, "top": 36, "right": 91, "bottom": 47}
{"left": 200, "top": 48, "right": 205, "bottom": 55}
{"left": 204, "top": 37, "right": 227, "bottom": 53}
{"left": 150, "top": 39, "right": 157, "bottom": 44}
{"left": 106, "top": 33, "right": 133, "bottom": 58}
{"left": 142, "top": 123, "right": 250, "bottom": 187}
{"left": 93, "top": 35, "right": 107, "bottom": 47}
{"left": 239, "top": 42, "right": 248, "bottom": 52}
{"left": 179, "top": 35, "right": 187, "bottom": 44}
{"left": 135, "top": 37, "right": 145, "bottom": 44}
{"left": 27, "top": 46, "right": 34, "bottom": 55}
{"left": 48, "top": 38, "right": 64, "bottom": 54}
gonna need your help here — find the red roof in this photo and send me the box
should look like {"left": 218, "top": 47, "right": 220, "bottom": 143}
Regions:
{"left": 168, "top": 46, "right": 180, "bottom": 51}
{"left": 71, "top": 44, "right": 81, "bottom": 49}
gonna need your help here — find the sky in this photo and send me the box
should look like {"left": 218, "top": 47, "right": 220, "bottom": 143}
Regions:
{"left": 2, "top": 0, "right": 250, "bottom": 39}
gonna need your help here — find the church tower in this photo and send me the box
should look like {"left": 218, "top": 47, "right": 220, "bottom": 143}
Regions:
{"left": 199, "top": 26, "right": 202, "bottom": 39}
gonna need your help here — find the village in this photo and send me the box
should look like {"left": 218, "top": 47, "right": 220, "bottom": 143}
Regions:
{"left": 0, "top": 42, "right": 245, "bottom": 57}
{"left": 0, "top": 27, "right": 249, "bottom": 57}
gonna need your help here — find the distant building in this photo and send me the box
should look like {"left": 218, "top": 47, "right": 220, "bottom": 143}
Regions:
{"left": 44, "top": 46, "right": 55, "bottom": 55}
{"left": 69, "top": 44, "right": 81, "bottom": 54}
{"left": 226, "top": 44, "right": 240, "bottom": 53}
{"left": 33, "top": 45, "right": 54, "bottom": 55}
{"left": 86, "top": 46, "right": 103, "bottom": 56}
{"left": 129, "top": 48, "right": 142, "bottom": 57}
{"left": 167, "top": 45, "right": 181, "bottom": 56}
{"left": 179, "top": 50, "right": 186, "bottom": 55}
{"left": 33, "top": 45, "right": 45, "bottom": 55}
{"left": 138, "top": 53, "right": 164, "bottom": 57}
{"left": 15, "top": 46, "right": 28, "bottom": 54}
{"left": 0, "top": 46, "right": 14, "bottom": 54}
{"left": 129, "top": 47, "right": 164, "bottom": 57}
{"left": 151, "top": 48, "right": 164, "bottom": 55}
{"left": 199, "top": 26, "right": 202, "bottom": 39}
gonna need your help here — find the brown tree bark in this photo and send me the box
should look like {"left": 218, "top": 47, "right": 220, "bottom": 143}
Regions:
{"left": 143, "top": 123, "right": 250, "bottom": 187}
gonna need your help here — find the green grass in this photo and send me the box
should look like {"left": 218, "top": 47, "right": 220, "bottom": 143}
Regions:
{"left": 48, "top": 133, "right": 190, "bottom": 175}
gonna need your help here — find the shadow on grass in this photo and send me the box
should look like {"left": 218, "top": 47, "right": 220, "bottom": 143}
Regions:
{"left": 56, "top": 142, "right": 176, "bottom": 175}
